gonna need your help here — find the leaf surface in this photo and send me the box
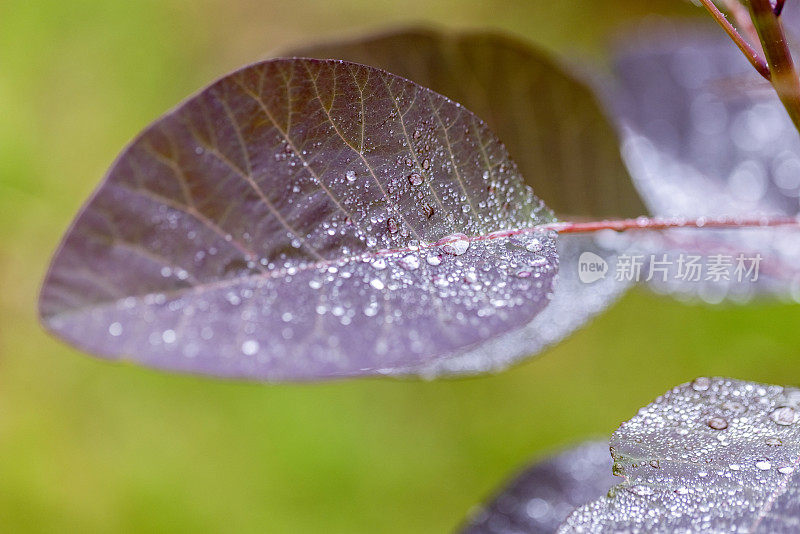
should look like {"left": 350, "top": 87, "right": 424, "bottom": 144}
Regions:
{"left": 460, "top": 441, "right": 614, "bottom": 534}
{"left": 292, "top": 28, "right": 644, "bottom": 375}
{"left": 560, "top": 377, "right": 800, "bottom": 533}
{"left": 39, "top": 58, "right": 557, "bottom": 380}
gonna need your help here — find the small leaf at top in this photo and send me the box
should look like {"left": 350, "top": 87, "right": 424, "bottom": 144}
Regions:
{"left": 39, "top": 58, "right": 558, "bottom": 380}
{"left": 560, "top": 377, "right": 800, "bottom": 533}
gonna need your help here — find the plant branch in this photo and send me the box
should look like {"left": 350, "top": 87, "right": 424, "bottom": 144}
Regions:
{"left": 544, "top": 215, "right": 799, "bottom": 234}
{"left": 749, "top": 0, "right": 800, "bottom": 132}
{"left": 720, "top": 0, "right": 763, "bottom": 51}
{"left": 699, "top": 0, "right": 771, "bottom": 80}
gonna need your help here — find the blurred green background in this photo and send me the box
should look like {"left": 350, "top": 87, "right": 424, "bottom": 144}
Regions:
{"left": 2, "top": 0, "right": 799, "bottom": 532}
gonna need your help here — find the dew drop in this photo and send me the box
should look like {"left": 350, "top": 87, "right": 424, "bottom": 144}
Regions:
{"left": 370, "top": 279, "right": 385, "bottom": 290}
{"left": 363, "top": 302, "right": 379, "bottom": 317}
{"left": 692, "top": 377, "right": 711, "bottom": 391}
{"left": 707, "top": 416, "right": 728, "bottom": 430}
{"left": 162, "top": 329, "right": 176, "bottom": 344}
{"left": 766, "top": 437, "right": 783, "bottom": 446}
{"left": 408, "top": 172, "right": 423, "bottom": 186}
{"left": 779, "top": 465, "right": 795, "bottom": 475}
{"left": 626, "top": 485, "right": 653, "bottom": 496}
{"left": 426, "top": 253, "right": 442, "bottom": 266}
{"left": 387, "top": 218, "right": 399, "bottom": 235}
{"left": 345, "top": 170, "right": 357, "bottom": 182}
{"left": 526, "top": 238, "right": 543, "bottom": 252}
{"left": 770, "top": 406, "right": 796, "bottom": 425}
{"left": 756, "top": 460, "right": 772, "bottom": 470}
{"left": 108, "top": 322, "right": 123, "bottom": 337}
{"left": 241, "top": 339, "right": 259, "bottom": 356}
{"left": 439, "top": 233, "right": 470, "bottom": 256}
{"left": 398, "top": 255, "right": 420, "bottom": 271}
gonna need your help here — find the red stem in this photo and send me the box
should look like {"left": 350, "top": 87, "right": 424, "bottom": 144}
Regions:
{"left": 426, "top": 215, "right": 800, "bottom": 250}
{"left": 698, "top": 0, "right": 771, "bottom": 80}
{"left": 543, "top": 215, "right": 800, "bottom": 234}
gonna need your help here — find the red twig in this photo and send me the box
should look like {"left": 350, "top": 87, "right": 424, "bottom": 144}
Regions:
{"left": 749, "top": 0, "right": 800, "bottom": 132}
{"left": 698, "top": 0, "right": 771, "bottom": 80}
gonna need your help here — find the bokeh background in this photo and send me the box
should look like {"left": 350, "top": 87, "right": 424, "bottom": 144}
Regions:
{"left": 2, "top": 1, "right": 800, "bottom": 532}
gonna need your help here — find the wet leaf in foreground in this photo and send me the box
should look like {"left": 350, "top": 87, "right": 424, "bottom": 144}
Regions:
{"left": 292, "top": 28, "right": 645, "bottom": 375}
{"left": 39, "top": 58, "right": 558, "bottom": 380}
{"left": 460, "top": 441, "right": 613, "bottom": 534}
{"left": 560, "top": 377, "right": 800, "bottom": 533}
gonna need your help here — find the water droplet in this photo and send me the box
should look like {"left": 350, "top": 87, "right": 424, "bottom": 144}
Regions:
{"left": 779, "top": 465, "right": 795, "bottom": 475}
{"left": 626, "top": 485, "right": 653, "bottom": 496}
{"left": 766, "top": 437, "right": 783, "bottom": 446}
{"left": 387, "top": 217, "right": 399, "bottom": 234}
{"left": 526, "top": 238, "right": 543, "bottom": 252}
{"left": 756, "top": 460, "right": 772, "bottom": 470}
{"left": 345, "top": 170, "right": 357, "bottom": 182}
{"left": 729, "top": 464, "right": 740, "bottom": 471}
{"left": 408, "top": 172, "right": 422, "bottom": 186}
{"left": 439, "top": 233, "right": 470, "bottom": 256}
{"left": 707, "top": 416, "right": 728, "bottom": 430}
{"left": 370, "top": 279, "right": 385, "bottom": 290}
{"left": 675, "top": 486, "right": 689, "bottom": 495}
{"left": 241, "top": 339, "right": 259, "bottom": 355}
{"left": 692, "top": 377, "right": 711, "bottom": 391}
{"left": 108, "top": 322, "right": 123, "bottom": 336}
{"left": 771, "top": 406, "right": 796, "bottom": 425}
{"left": 426, "top": 253, "right": 442, "bottom": 266}
{"left": 371, "top": 258, "right": 387, "bottom": 270}
{"left": 398, "top": 255, "right": 420, "bottom": 271}
{"left": 422, "top": 158, "right": 429, "bottom": 170}
{"left": 422, "top": 204, "right": 434, "bottom": 219}
{"left": 649, "top": 459, "right": 660, "bottom": 469}
{"left": 162, "top": 329, "right": 176, "bottom": 344}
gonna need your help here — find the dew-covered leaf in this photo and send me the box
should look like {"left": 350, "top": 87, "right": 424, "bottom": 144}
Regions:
{"left": 291, "top": 28, "right": 645, "bottom": 219}
{"left": 460, "top": 441, "right": 614, "bottom": 534}
{"left": 610, "top": 13, "right": 800, "bottom": 303}
{"left": 560, "top": 377, "right": 800, "bottom": 533}
{"left": 39, "top": 58, "right": 559, "bottom": 380}
{"left": 290, "top": 28, "right": 645, "bottom": 375}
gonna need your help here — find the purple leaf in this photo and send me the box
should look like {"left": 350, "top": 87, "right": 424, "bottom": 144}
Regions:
{"left": 290, "top": 29, "right": 646, "bottom": 218}
{"left": 39, "top": 58, "right": 558, "bottom": 380}
{"left": 560, "top": 377, "right": 800, "bottom": 533}
{"left": 610, "top": 15, "right": 800, "bottom": 302}
{"left": 460, "top": 441, "right": 614, "bottom": 534}
{"left": 290, "top": 29, "right": 644, "bottom": 375}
